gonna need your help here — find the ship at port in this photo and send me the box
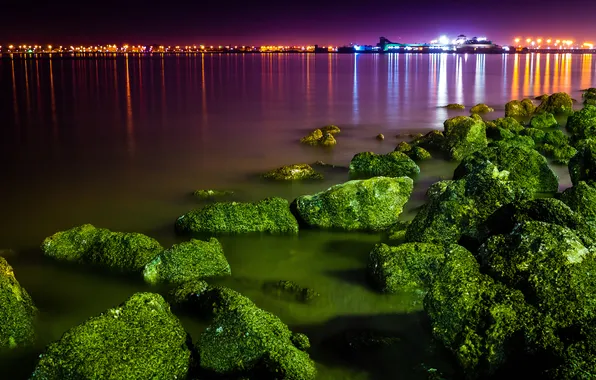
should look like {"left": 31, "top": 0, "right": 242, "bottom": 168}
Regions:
{"left": 377, "top": 34, "right": 506, "bottom": 53}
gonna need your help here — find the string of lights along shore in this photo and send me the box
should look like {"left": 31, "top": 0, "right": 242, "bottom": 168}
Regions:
{"left": 1, "top": 34, "right": 595, "bottom": 54}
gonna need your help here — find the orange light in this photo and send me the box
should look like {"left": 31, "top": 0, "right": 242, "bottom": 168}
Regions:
{"left": 537, "top": 38, "right": 542, "bottom": 43}
{"left": 515, "top": 38, "right": 520, "bottom": 43}
{"left": 526, "top": 38, "right": 531, "bottom": 43}
{"left": 547, "top": 39, "right": 551, "bottom": 43}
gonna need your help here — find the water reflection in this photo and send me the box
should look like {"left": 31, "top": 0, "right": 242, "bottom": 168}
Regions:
{"left": 455, "top": 55, "right": 463, "bottom": 104}
{"left": 581, "top": 54, "right": 593, "bottom": 91}
{"left": 544, "top": 54, "right": 551, "bottom": 93}
{"left": 125, "top": 55, "right": 135, "bottom": 156}
{"left": 474, "top": 55, "right": 485, "bottom": 104}
{"left": 353, "top": 54, "right": 359, "bottom": 122}
{"left": 11, "top": 58, "right": 19, "bottom": 127}
{"left": 512, "top": 54, "right": 519, "bottom": 99}
{"left": 49, "top": 59, "right": 58, "bottom": 136}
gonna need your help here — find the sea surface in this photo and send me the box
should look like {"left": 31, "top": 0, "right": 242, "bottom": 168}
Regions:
{"left": 0, "top": 52, "right": 592, "bottom": 379}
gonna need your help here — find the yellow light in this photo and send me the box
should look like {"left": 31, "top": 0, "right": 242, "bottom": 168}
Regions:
{"left": 526, "top": 38, "right": 531, "bottom": 43}
{"left": 514, "top": 38, "right": 520, "bottom": 43}
{"left": 8, "top": 45, "right": 13, "bottom": 49}
{"left": 556, "top": 39, "right": 561, "bottom": 44}
{"left": 547, "top": 39, "right": 551, "bottom": 43}
{"left": 537, "top": 38, "right": 542, "bottom": 43}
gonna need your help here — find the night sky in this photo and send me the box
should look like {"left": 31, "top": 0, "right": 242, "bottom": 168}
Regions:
{"left": 2, "top": 0, "right": 596, "bottom": 46}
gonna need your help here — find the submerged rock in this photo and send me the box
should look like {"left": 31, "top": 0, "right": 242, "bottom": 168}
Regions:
{"left": 411, "top": 130, "right": 446, "bottom": 152}
{"left": 41, "top": 224, "right": 163, "bottom": 272}
{"left": 386, "top": 220, "right": 411, "bottom": 242}
{"left": 262, "top": 280, "right": 320, "bottom": 303}
{"left": 504, "top": 99, "right": 536, "bottom": 117}
{"left": 536, "top": 92, "right": 574, "bottom": 115}
{"left": 453, "top": 142, "right": 559, "bottom": 194}
{"left": 143, "top": 238, "right": 231, "bottom": 285}
{"left": 193, "top": 189, "right": 234, "bottom": 200}
{"left": 529, "top": 112, "right": 558, "bottom": 129}
{"left": 262, "top": 163, "right": 323, "bottom": 181}
{"left": 582, "top": 88, "right": 596, "bottom": 106}
{"left": 568, "top": 144, "right": 596, "bottom": 185}
{"left": 300, "top": 129, "right": 323, "bottom": 145}
{"left": 367, "top": 243, "right": 446, "bottom": 293}
{"left": 470, "top": 104, "right": 494, "bottom": 114}
{"left": 168, "top": 279, "right": 210, "bottom": 307}
{"left": 175, "top": 197, "right": 299, "bottom": 235}
{"left": 0, "top": 257, "right": 36, "bottom": 349}
{"left": 320, "top": 125, "right": 341, "bottom": 135}
{"left": 31, "top": 293, "right": 192, "bottom": 379}
{"left": 566, "top": 104, "right": 596, "bottom": 140}
{"left": 445, "top": 103, "right": 465, "bottom": 110}
{"left": 443, "top": 115, "right": 488, "bottom": 160}
{"left": 196, "top": 287, "right": 316, "bottom": 379}
{"left": 557, "top": 181, "right": 596, "bottom": 224}
{"left": 293, "top": 176, "right": 413, "bottom": 231}
{"left": 349, "top": 151, "right": 420, "bottom": 179}
{"left": 320, "top": 132, "right": 337, "bottom": 147}
{"left": 322, "top": 328, "right": 402, "bottom": 355}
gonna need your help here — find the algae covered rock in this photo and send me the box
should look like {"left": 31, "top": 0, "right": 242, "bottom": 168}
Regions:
{"left": 293, "top": 176, "right": 413, "bottom": 231}
{"left": 568, "top": 144, "right": 596, "bottom": 185}
{"left": 557, "top": 181, "right": 596, "bottom": 223}
{"left": 349, "top": 151, "right": 420, "bottom": 179}
{"left": 470, "top": 103, "right": 494, "bottom": 114}
{"left": 566, "top": 104, "right": 596, "bottom": 140}
{"left": 395, "top": 142, "right": 431, "bottom": 161}
{"left": 445, "top": 103, "right": 465, "bottom": 110}
{"left": 197, "top": 287, "right": 316, "bottom": 379}
{"left": 536, "top": 92, "right": 574, "bottom": 115}
{"left": 262, "top": 280, "right": 320, "bottom": 303}
{"left": 175, "top": 197, "right": 299, "bottom": 235}
{"left": 193, "top": 189, "right": 234, "bottom": 200}
{"left": 504, "top": 99, "right": 536, "bottom": 117}
{"left": 300, "top": 129, "right": 323, "bottom": 145}
{"left": 320, "top": 125, "right": 341, "bottom": 134}
{"left": 31, "top": 292, "right": 192, "bottom": 379}
{"left": 143, "top": 238, "right": 230, "bottom": 285}
{"left": 443, "top": 115, "right": 488, "bottom": 160}
{"left": 41, "top": 224, "right": 163, "bottom": 272}
{"left": 168, "top": 279, "right": 210, "bottom": 306}
{"left": 529, "top": 112, "right": 558, "bottom": 129}
{"left": 411, "top": 130, "right": 445, "bottom": 152}
{"left": 367, "top": 243, "right": 446, "bottom": 293}
{"left": 493, "top": 116, "right": 525, "bottom": 132}
{"left": 0, "top": 257, "right": 36, "bottom": 349}
{"left": 582, "top": 88, "right": 596, "bottom": 106}
{"left": 376, "top": 133, "right": 385, "bottom": 140}
{"left": 320, "top": 132, "right": 337, "bottom": 147}
{"left": 453, "top": 142, "right": 559, "bottom": 194}
{"left": 262, "top": 164, "right": 323, "bottom": 181}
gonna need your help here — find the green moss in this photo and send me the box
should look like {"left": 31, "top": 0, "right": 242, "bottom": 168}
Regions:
{"left": 494, "top": 117, "right": 525, "bottom": 132}
{"left": 535, "top": 94, "right": 549, "bottom": 101}
{"left": 504, "top": 99, "right": 536, "bottom": 117}
{"left": 31, "top": 293, "right": 192, "bottom": 379}
{"left": 410, "top": 146, "right": 432, "bottom": 161}
{"left": 143, "top": 238, "right": 230, "bottom": 285}
{"left": 41, "top": 224, "right": 163, "bottom": 272}
{"left": 582, "top": 88, "right": 596, "bottom": 106}
{"left": 293, "top": 176, "right": 413, "bottom": 231}
{"left": 262, "top": 280, "right": 320, "bottom": 303}
{"left": 470, "top": 104, "right": 494, "bottom": 114}
{"left": 367, "top": 243, "right": 446, "bottom": 293}
{"left": 349, "top": 151, "right": 420, "bottom": 179}
{"left": 386, "top": 220, "right": 411, "bottom": 243}
{"left": 291, "top": 333, "right": 311, "bottom": 351}
{"left": 394, "top": 141, "right": 412, "bottom": 153}
{"left": 320, "top": 132, "right": 337, "bottom": 147}
{"left": 197, "top": 287, "right": 316, "bottom": 379}
{"left": 566, "top": 105, "right": 596, "bottom": 140}
{"left": 445, "top": 103, "right": 465, "bottom": 110}
{"left": 453, "top": 142, "right": 558, "bottom": 194}
{"left": 443, "top": 115, "right": 488, "bottom": 160}
{"left": 193, "top": 189, "right": 234, "bottom": 200}
{"left": 168, "top": 279, "right": 210, "bottom": 306}
{"left": 536, "top": 92, "right": 574, "bottom": 115}
{"left": 557, "top": 181, "right": 596, "bottom": 224}
{"left": 568, "top": 144, "right": 596, "bottom": 185}
{"left": 411, "top": 130, "right": 446, "bottom": 152}
{"left": 320, "top": 125, "right": 341, "bottom": 134}
{"left": 0, "top": 257, "right": 36, "bottom": 350}
{"left": 529, "top": 112, "right": 558, "bottom": 129}
{"left": 550, "top": 145, "right": 578, "bottom": 165}
{"left": 175, "top": 197, "right": 299, "bottom": 235}
{"left": 521, "top": 127, "right": 547, "bottom": 144}
{"left": 262, "top": 164, "right": 323, "bottom": 181}
{"left": 300, "top": 129, "right": 323, "bottom": 145}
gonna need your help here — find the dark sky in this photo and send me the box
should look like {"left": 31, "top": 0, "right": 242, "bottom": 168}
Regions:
{"left": 2, "top": 0, "right": 596, "bottom": 46}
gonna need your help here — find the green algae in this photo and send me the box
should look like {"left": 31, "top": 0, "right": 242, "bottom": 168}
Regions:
{"left": 469, "top": 104, "right": 494, "bottom": 114}
{"left": 536, "top": 92, "right": 574, "bottom": 115}
{"left": 193, "top": 189, "right": 234, "bottom": 200}
{"left": 262, "top": 280, "right": 320, "bottom": 303}
{"left": 504, "top": 99, "right": 536, "bottom": 117}
{"left": 263, "top": 163, "right": 323, "bottom": 181}
{"left": 443, "top": 115, "right": 487, "bottom": 160}
{"left": 349, "top": 151, "right": 420, "bottom": 179}
{"left": 529, "top": 112, "right": 558, "bottom": 129}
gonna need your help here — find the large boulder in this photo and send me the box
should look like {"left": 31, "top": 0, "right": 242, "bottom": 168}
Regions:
{"left": 582, "top": 88, "right": 596, "bottom": 106}
{"left": 529, "top": 112, "right": 558, "bottom": 129}
{"left": 0, "top": 257, "right": 36, "bottom": 349}
{"left": 196, "top": 287, "right": 316, "bottom": 379}
{"left": 443, "top": 116, "right": 488, "bottom": 160}
{"left": 349, "top": 151, "right": 420, "bottom": 179}
{"left": 568, "top": 144, "right": 596, "bottom": 185}
{"left": 41, "top": 224, "right": 163, "bottom": 272}
{"left": 536, "top": 92, "right": 574, "bottom": 115}
{"left": 367, "top": 243, "right": 446, "bottom": 293}
{"left": 262, "top": 164, "right": 323, "bottom": 181}
{"left": 557, "top": 181, "right": 596, "bottom": 224}
{"left": 504, "top": 99, "right": 536, "bottom": 117}
{"left": 175, "top": 198, "right": 299, "bottom": 235}
{"left": 453, "top": 142, "right": 559, "bottom": 194}
{"left": 566, "top": 105, "right": 596, "bottom": 140}
{"left": 143, "top": 238, "right": 231, "bottom": 285}
{"left": 406, "top": 162, "right": 527, "bottom": 246}
{"left": 292, "top": 177, "right": 413, "bottom": 231}
{"left": 31, "top": 293, "right": 192, "bottom": 379}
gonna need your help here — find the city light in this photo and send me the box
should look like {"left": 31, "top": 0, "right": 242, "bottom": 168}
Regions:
{"left": 438, "top": 35, "right": 449, "bottom": 45}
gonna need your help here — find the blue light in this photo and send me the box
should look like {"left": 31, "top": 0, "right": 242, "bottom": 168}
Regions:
{"left": 354, "top": 45, "right": 363, "bottom": 51}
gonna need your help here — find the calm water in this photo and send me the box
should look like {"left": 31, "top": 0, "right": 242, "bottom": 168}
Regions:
{"left": 0, "top": 53, "right": 592, "bottom": 379}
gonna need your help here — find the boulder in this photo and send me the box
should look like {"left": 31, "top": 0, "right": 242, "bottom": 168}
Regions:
{"left": 175, "top": 197, "right": 299, "bottom": 235}
{"left": 320, "top": 125, "right": 341, "bottom": 134}
{"left": 445, "top": 103, "right": 465, "bottom": 110}
{"left": 262, "top": 164, "right": 323, "bottom": 181}
{"left": 0, "top": 257, "right": 36, "bottom": 349}
{"left": 568, "top": 144, "right": 596, "bottom": 185}
{"left": 31, "top": 293, "right": 192, "bottom": 379}
{"left": 168, "top": 279, "right": 210, "bottom": 307}
{"left": 557, "top": 181, "right": 596, "bottom": 223}
{"left": 443, "top": 116, "right": 488, "bottom": 160}
{"left": 493, "top": 117, "right": 525, "bottom": 132}
{"left": 470, "top": 104, "right": 494, "bottom": 114}
{"left": 367, "top": 243, "right": 446, "bottom": 293}
{"left": 193, "top": 189, "right": 234, "bottom": 200}
{"left": 504, "top": 99, "right": 536, "bottom": 117}
{"left": 395, "top": 142, "right": 432, "bottom": 161}
{"left": 536, "top": 92, "right": 574, "bottom": 115}
{"left": 41, "top": 224, "right": 163, "bottom": 272}
{"left": 196, "top": 287, "right": 316, "bottom": 379}
{"left": 406, "top": 162, "right": 527, "bottom": 246}
{"left": 293, "top": 177, "right": 413, "bottom": 231}
{"left": 320, "top": 132, "right": 337, "bottom": 147}
{"left": 349, "top": 151, "right": 420, "bottom": 179}
{"left": 262, "top": 280, "right": 320, "bottom": 303}
{"left": 529, "top": 112, "right": 558, "bottom": 129}
{"left": 453, "top": 142, "right": 559, "bottom": 194}
{"left": 520, "top": 127, "right": 547, "bottom": 144}
{"left": 143, "top": 238, "right": 231, "bottom": 285}
{"left": 582, "top": 88, "right": 596, "bottom": 106}
{"left": 566, "top": 105, "right": 596, "bottom": 140}
{"left": 385, "top": 220, "right": 411, "bottom": 242}
{"left": 539, "top": 144, "right": 577, "bottom": 165}
{"left": 535, "top": 94, "right": 549, "bottom": 101}
{"left": 411, "top": 130, "right": 445, "bottom": 152}
{"left": 300, "top": 129, "right": 323, "bottom": 145}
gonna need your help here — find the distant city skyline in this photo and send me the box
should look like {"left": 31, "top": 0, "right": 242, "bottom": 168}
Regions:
{"left": 2, "top": 0, "right": 596, "bottom": 46}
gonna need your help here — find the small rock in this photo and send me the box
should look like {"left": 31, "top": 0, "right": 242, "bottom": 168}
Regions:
{"left": 376, "top": 133, "right": 385, "bottom": 140}
{"left": 445, "top": 103, "right": 465, "bottom": 110}
{"left": 470, "top": 104, "right": 494, "bottom": 114}
{"left": 262, "top": 280, "right": 320, "bottom": 303}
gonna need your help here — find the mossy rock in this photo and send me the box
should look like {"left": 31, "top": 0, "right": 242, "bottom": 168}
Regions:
{"left": 197, "top": 287, "right": 316, "bottom": 379}
{"left": 536, "top": 92, "right": 574, "bottom": 115}
{"left": 293, "top": 177, "right": 413, "bottom": 231}
{"left": 535, "top": 94, "right": 549, "bottom": 101}
{"left": 394, "top": 141, "right": 412, "bottom": 153}
{"left": 445, "top": 103, "right": 465, "bottom": 110}
{"left": 498, "top": 135, "right": 536, "bottom": 149}
{"left": 320, "top": 125, "right": 341, "bottom": 135}
{"left": 493, "top": 117, "right": 525, "bottom": 132}
{"left": 367, "top": 243, "right": 446, "bottom": 293}
{"left": 520, "top": 127, "right": 547, "bottom": 144}
{"left": 262, "top": 164, "right": 323, "bottom": 181}
{"left": 143, "top": 238, "right": 231, "bottom": 285}
{"left": 411, "top": 130, "right": 446, "bottom": 152}
{"left": 557, "top": 181, "right": 596, "bottom": 224}
{"left": 0, "top": 257, "right": 36, "bottom": 350}
{"left": 504, "top": 99, "right": 536, "bottom": 117}
{"left": 453, "top": 142, "right": 558, "bottom": 194}
{"left": 31, "top": 293, "right": 192, "bottom": 379}
{"left": 568, "top": 144, "right": 596, "bottom": 185}
{"left": 175, "top": 197, "right": 299, "bottom": 235}
{"left": 443, "top": 116, "right": 488, "bottom": 160}
{"left": 300, "top": 129, "right": 323, "bottom": 145}
{"left": 41, "top": 224, "right": 163, "bottom": 272}
{"left": 320, "top": 132, "right": 337, "bottom": 147}
{"left": 349, "top": 151, "right": 420, "bottom": 179}
{"left": 539, "top": 144, "right": 577, "bottom": 165}
{"left": 193, "top": 189, "right": 234, "bottom": 200}
{"left": 168, "top": 279, "right": 210, "bottom": 307}
{"left": 470, "top": 104, "right": 494, "bottom": 114}
{"left": 566, "top": 104, "right": 596, "bottom": 140}
{"left": 262, "top": 280, "right": 320, "bottom": 303}
{"left": 529, "top": 112, "right": 558, "bottom": 129}
{"left": 386, "top": 221, "right": 411, "bottom": 242}
{"left": 582, "top": 88, "right": 596, "bottom": 106}
{"left": 410, "top": 146, "right": 431, "bottom": 161}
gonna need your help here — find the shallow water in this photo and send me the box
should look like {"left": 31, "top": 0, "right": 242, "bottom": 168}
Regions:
{"left": 0, "top": 53, "right": 590, "bottom": 379}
